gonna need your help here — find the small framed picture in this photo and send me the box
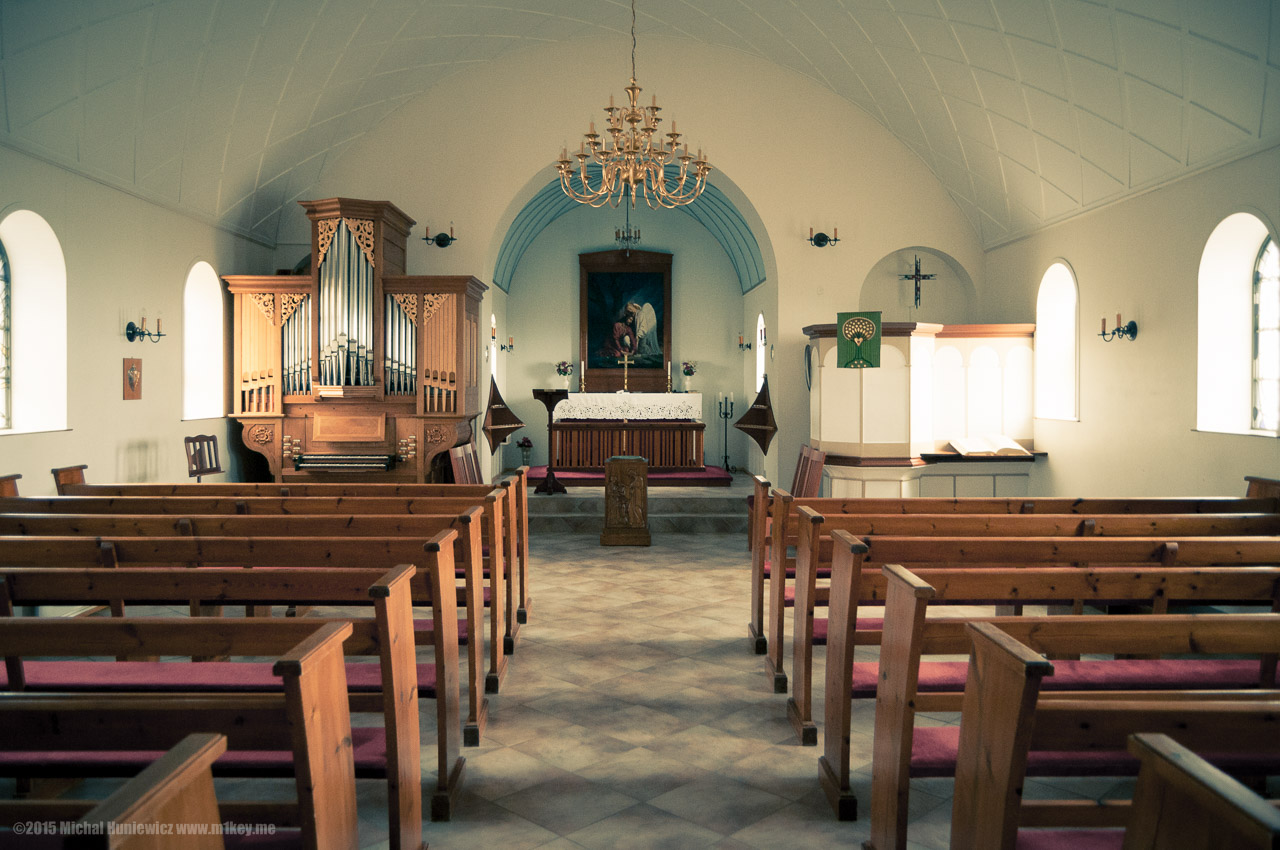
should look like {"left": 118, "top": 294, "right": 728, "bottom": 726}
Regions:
{"left": 123, "top": 358, "right": 142, "bottom": 400}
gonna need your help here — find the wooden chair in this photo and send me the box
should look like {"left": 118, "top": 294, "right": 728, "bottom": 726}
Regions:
{"left": 183, "top": 435, "right": 224, "bottom": 482}
{"left": 1245, "top": 475, "right": 1280, "bottom": 499}
{"left": 0, "top": 474, "right": 19, "bottom": 497}
{"left": 449, "top": 442, "right": 483, "bottom": 484}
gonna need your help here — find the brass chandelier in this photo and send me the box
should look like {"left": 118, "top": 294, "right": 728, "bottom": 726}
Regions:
{"left": 556, "top": 0, "right": 711, "bottom": 209}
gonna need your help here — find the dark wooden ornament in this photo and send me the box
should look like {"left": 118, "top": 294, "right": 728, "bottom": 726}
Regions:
{"left": 481, "top": 377, "right": 524, "bottom": 452}
{"left": 734, "top": 374, "right": 778, "bottom": 455}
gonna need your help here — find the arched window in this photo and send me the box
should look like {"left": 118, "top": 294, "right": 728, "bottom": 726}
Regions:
{"left": 1034, "top": 261, "right": 1078, "bottom": 420}
{"left": 1197, "top": 213, "right": 1272, "bottom": 434}
{"left": 0, "top": 239, "right": 10, "bottom": 429}
{"left": 0, "top": 210, "right": 67, "bottom": 434}
{"left": 182, "top": 262, "right": 225, "bottom": 420}
{"left": 1254, "top": 238, "right": 1279, "bottom": 431}
{"left": 755, "top": 313, "right": 766, "bottom": 392}
{"left": 489, "top": 314, "right": 498, "bottom": 379}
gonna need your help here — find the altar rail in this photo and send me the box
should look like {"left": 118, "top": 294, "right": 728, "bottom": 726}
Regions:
{"left": 550, "top": 421, "right": 705, "bottom": 472}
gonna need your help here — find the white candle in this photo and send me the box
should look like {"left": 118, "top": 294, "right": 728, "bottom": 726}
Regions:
{"left": 718, "top": 392, "right": 723, "bottom": 404}
{"left": 730, "top": 392, "right": 734, "bottom": 404}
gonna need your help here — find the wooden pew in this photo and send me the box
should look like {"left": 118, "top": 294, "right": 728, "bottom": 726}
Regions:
{"left": 780, "top": 508, "right": 1280, "bottom": 736}
{"left": 49, "top": 463, "right": 531, "bottom": 614}
{"left": 0, "top": 530, "right": 491, "bottom": 749}
{"left": 948, "top": 622, "right": 1280, "bottom": 850}
{"left": 0, "top": 507, "right": 507, "bottom": 695}
{"left": 0, "top": 733, "right": 232, "bottom": 847}
{"left": 0, "top": 557, "right": 462, "bottom": 836}
{"left": 851, "top": 567, "right": 1280, "bottom": 847}
{"left": 1123, "top": 733, "right": 1280, "bottom": 849}
{"left": 0, "top": 619, "right": 362, "bottom": 849}
{"left": 46, "top": 464, "right": 532, "bottom": 644}
{"left": 817, "top": 555, "right": 1280, "bottom": 821}
{"left": 0, "top": 492, "right": 513, "bottom": 652}
{"left": 748, "top": 485, "right": 1280, "bottom": 659}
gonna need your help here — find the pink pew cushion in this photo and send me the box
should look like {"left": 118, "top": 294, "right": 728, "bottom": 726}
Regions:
{"left": 1016, "top": 830, "right": 1124, "bottom": 850}
{"left": 4, "top": 660, "right": 439, "bottom": 698}
{"left": 415, "top": 617, "right": 470, "bottom": 643}
{"left": 812, "top": 617, "right": 884, "bottom": 645}
{"left": 850, "top": 658, "right": 1267, "bottom": 699}
{"left": 0, "top": 726, "right": 386, "bottom": 778}
{"left": 910, "top": 726, "right": 1280, "bottom": 779}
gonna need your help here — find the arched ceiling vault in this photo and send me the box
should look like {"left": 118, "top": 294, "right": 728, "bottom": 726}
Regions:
{"left": 2, "top": 0, "right": 1277, "bottom": 249}
{"left": 493, "top": 167, "right": 766, "bottom": 294}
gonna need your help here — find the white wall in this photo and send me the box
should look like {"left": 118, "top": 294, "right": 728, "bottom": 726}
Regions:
{"left": 0, "top": 145, "right": 272, "bottom": 495}
{"left": 308, "top": 38, "right": 984, "bottom": 488}
{"left": 985, "top": 146, "right": 1280, "bottom": 497}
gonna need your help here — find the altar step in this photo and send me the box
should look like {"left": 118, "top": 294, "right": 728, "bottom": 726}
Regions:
{"left": 527, "top": 491, "right": 748, "bottom": 535}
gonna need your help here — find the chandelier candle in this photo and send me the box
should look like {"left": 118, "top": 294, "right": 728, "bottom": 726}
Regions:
{"left": 556, "top": 0, "right": 712, "bottom": 208}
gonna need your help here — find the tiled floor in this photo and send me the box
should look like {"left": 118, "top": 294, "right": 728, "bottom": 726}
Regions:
{"left": 420, "top": 528, "right": 888, "bottom": 850}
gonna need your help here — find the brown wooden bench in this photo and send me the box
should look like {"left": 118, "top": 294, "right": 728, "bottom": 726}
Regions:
{"left": 0, "top": 529, "right": 491, "bottom": 749}
{"left": 947, "top": 622, "right": 1280, "bottom": 850}
{"left": 780, "top": 508, "right": 1280, "bottom": 738}
{"left": 0, "top": 619, "right": 362, "bottom": 849}
{"left": 0, "top": 732, "right": 233, "bottom": 847}
{"left": 1122, "top": 733, "right": 1280, "bottom": 849}
{"left": 47, "top": 464, "right": 533, "bottom": 641}
{"left": 0, "top": 556, "right": 461, "bottom": 837}
{"left": 849, "top": 565, "right": 1280, "bottom": 846}
{"left": 747, "top": 483, "right": 1280, "bottom": 658}
{"left": 0, "top": 492, "right": 513, "bottom": 650}
{"left": 0, "top": 506, "right": 506, "bottom": 697}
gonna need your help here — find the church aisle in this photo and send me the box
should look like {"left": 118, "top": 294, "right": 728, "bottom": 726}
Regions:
{"left": 415, "top": 530, "right": 915, "bottom": 849}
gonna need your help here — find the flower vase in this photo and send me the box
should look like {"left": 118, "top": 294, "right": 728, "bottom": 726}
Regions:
{"left": 682, "top": 375, "right": 694, "bottom": 393}
{"left": 559, "top": 374, "right": 570, "bottom": 390}
{"left": 520, "top": 447, "right": 531, "bottom": 466}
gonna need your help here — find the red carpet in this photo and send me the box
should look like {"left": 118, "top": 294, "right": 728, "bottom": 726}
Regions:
{"left": 527, "top": 465, "right": 732, "bottom": 487}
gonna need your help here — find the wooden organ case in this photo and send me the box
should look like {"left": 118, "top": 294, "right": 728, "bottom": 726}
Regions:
{"left": 224, "top": 197, "right": 486, "bottom": 482}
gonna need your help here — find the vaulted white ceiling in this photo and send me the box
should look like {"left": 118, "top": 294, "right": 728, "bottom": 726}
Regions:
{"left": 2, "top": 0, "right": 1277, "bottom": 249}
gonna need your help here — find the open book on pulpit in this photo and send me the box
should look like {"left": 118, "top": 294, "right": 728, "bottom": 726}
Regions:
{"left": 947, "top": 435, "right": 1032, "bottom": 457}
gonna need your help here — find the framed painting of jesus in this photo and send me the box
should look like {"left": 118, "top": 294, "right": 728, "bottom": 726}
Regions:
{"left": 579, "top": 249, "right": 672, "bottom": 392}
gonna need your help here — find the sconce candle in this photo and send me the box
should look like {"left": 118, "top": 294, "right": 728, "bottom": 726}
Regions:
{"left": 125, "top": 316, "right": 166, "bottom": 343}
{"left": 1099, "top": 314, "right": 1138, "bottom": 342}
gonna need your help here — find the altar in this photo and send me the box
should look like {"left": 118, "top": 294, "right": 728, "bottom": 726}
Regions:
{"left": 547, "top": 392, "right": 705, "bottom": 472}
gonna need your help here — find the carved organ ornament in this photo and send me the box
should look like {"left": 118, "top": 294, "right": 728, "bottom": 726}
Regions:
{"left": 223, "top": 197, "right": 487, "bottom": 482}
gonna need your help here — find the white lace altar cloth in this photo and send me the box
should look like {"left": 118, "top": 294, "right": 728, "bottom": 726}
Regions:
{"left": 552, "top": 392, "right": 702, "bottom": 422}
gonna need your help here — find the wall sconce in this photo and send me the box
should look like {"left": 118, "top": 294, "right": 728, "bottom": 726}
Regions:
{"left": 423, "top": 223, "right": 456, "bottom": 248}
{"left": 808, "top": 227, "right": 839, "bottom": 248}
{"left": 125, "top": 316, "right": 165, "bottom": 343}
{"left": 738, "top": 332, "right": 751, "bottom": 351}
{"left": 1099, "top": 314, "right": 1138, "bottom": 342}
{"left": 500, "top": 336, "right": 515, "bottom": 352}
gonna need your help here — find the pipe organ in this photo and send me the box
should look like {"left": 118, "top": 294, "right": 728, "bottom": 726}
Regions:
{"left": 224, "top": 197, "right": 485, "bottom": 482}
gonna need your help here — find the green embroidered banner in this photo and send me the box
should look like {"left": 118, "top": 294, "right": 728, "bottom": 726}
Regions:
{"left": 836, "top": 311, "right": 881, "bottom": 369}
